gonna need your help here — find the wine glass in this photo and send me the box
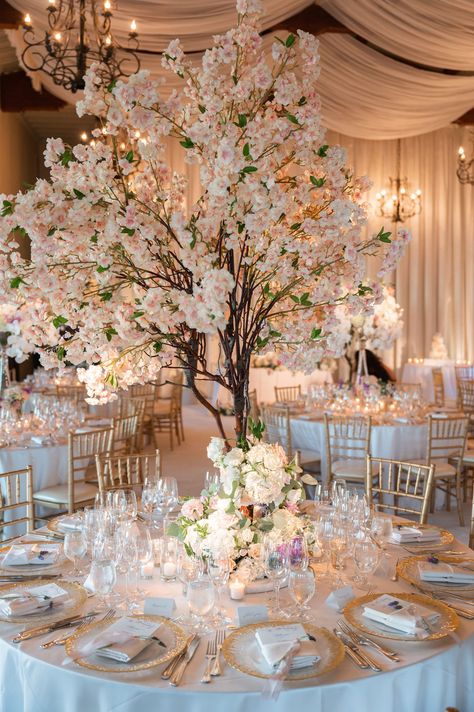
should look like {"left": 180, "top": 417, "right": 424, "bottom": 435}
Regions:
{"left": 156, "top": 477, "right": 179, "bottom": 514}
{"left": 353, "top": 539, "right": 380, "bottom": 590}
{"left": 176, "top": 548, "right": 204, "bottom": 624}
{"left": 288, "top": 569, "right": 316, "bottom": 620}
{"left": 187, "top": 575, "right": 215, "bottom": 633}
{"left": 208, "top": 555, "right": 231, "bottom": 625}
{"left": 88, "top": 558, "right": 117, "bottom": 610}
{"left": 204, "top": 471, "right": 220, "bottom": 492}
{"left": 64, "top": 530, "right": 87, "bottom": 576}
{"left": 141, "top": 481, "right": 157, "bottom": 516}
{"left": 136, "top": 524, "right": 154, "bottom": 584}
{"left": 113, "top": 489, "right": 138, "bottom": 519}
{"left": 262, "top": 539, "right": 289, "bottom": 617}
{"left": 329, "top": 523, "right": 349, "bottom": 588}
{"left": 288, "top": 536, "right": 309, "bottom": 571}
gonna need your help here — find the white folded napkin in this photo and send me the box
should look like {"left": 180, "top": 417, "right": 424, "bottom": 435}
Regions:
{"left": 363, "top": 594, "right": 440, "bottom": 639}
{"left": 2, "top": 543, "right": 60, "bottom": 567}
{"left": 83, "top": 617, "right": 162, "bottom": 664}
{"left": 391, "top": 527, "right": 441, "bottom": 544}
{"left": 255, "top": 624, "right": 320, "bottom": 670}
{"left": 418, "top": 561, "right": 474, "bottom": 584}
{"left": 57, "top": 515, "right": 83, "bottom": 533}
{"left": 30, "top": 435, "right": 46, "bottom": 445}
{"left": 0, "top": 582, "right": 69, "bottom": 617}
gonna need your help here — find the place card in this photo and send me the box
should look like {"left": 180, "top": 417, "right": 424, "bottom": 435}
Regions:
{"left": 143, "top": 597, "right": 176, "bottom": 618}
{"left": 237, "top": 605, "right": 269, "bottom": 626}
{"left": 325, "top": 585, "right": 355, "bottom": 612}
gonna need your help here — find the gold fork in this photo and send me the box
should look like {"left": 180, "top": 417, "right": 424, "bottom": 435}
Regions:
{"left": 210, "top": 628, "right": 225, "bottom": 676}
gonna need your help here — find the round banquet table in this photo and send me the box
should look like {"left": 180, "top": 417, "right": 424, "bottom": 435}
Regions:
{"left": 290, "top": 416, "right": 427, "bottom": 481}
{"left": 0, "top": 526, "right": 473, "bottom": 712}
{"left": 401, "top": 360, "right": 458, "bottom": 403}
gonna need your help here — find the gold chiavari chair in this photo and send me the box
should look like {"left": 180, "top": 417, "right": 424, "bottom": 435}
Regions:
{"left": 119, "top": 397, "right": 146, "bottom": 448}
{"left": 248, "top": 388, "right": 259, "bottom": 422}
{"left": 274, "top": 384, "right": 302, "bottom": 404}
{"left": 455, "top": 365, "right": 474, "bottom": 408}
{"left": 366, "top": 456, "right": 434, "bottom": 524}
{"left": 56, "top": 384, "right": 86, "bottom": 402}
{"left": 432, "top": 367, "right": 445, "bottom": 408}
{"left": 95, "top": 450, "right": 161, "bottom": 494}
{"left": 111, "top": 414, "right": 139, "bottom": 455}
{"left": 325, "top": 414, "right": 373, "bottom": 486}
{"left": 129, "top": 383, "right": 157, "bottom": 447}
{"left": 470, "top": 488, "right": 474, "bottom": 550}
{"left": 153, "top": 375, "right": 184, "bottom": 449}
{"left": 413, "top": 415, "right": 469, "bottom": 525}
{"left": 0, "top": 467, "right": 33, "bottom": 542}
{"left": 261, "top": 405, "right": 320, "bottom": 476}
{"left": 33, "top": 427, "right": 114, "bottom": 516}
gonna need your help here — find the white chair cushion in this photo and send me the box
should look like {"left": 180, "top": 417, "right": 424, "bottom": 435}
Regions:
{"left": 332, "top": 459, "right": 372, "bottom": 480}
{"left": 409, "top": 460, "right": 456, "bottom": 478}
{"left": 33, "top": 482, "right": 99, "bottom": 504}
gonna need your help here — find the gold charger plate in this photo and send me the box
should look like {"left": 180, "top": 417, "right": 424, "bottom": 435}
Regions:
{"left": 0, "top": 542, "right": 64, "bottom": 573}
{"left": 65, "top": 614, "right": 187, "bottom": 673}
{"left": 222, "top": 621, "right": 344, "bottom": 680}
{"left": 397, "top": 554, "right": 474, "bottom": 594}
{"left": 0, "top": 578, "right": 87, "bottom": 624}
{"left": 46, "top": 515, "right": 81, "bottom": 536}
{"left": 344, "top": 592, "right": 459, "bottom": 642}
{"left": 391, "top": 522, "right": 453, "bottom": 550}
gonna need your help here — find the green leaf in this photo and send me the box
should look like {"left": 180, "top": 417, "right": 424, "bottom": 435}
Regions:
{"left": 300, "top": 292, "right": 312, "bottom": 306}
{"left": 107, "top": 79, "right": 117, "bottom": 93}
{"left": 242, "top": 165, "right": 257, "bottom": 173}
{"left": 285, "top": 112, "right": 299, "bottom": 125}
{"left": 121, "top": 227, "right": 135, "bottom": 236}
{"left": 9, "top": 276, "right": 24, "bottom": 289}
{"left": 377, "top": 226, "right": 392, "bottom": 243}
{"left": 1, "top": 200, "right": 13, "bottom": 217}
{"left": 317, "top": 144, "right": 329, "bottom": 158}
{"left": 237, "top": 221, "right": 245, "bottom": 234}
{"left": 290, "top": 295, "right": 300, "bottom": 304}
{"left": 166, "top": 522, "right": 183, "bottom": 540}
{"left": 14, "top": 226, "right": 27, "bottom": 238}
{"left": 60, "top": 149, "right": 74, "bottom": 166}
{"left": 52, "top": 315, "right": 68, "bottom": 329}
{"left": 301, "top": 473, "right": 319, "bottom": 485}
{"left": 131, "top": 310, "right": 144, "bottom": 319}
{"left": 179, "top": 138, "right": 195, "bottom": 149}
{"left": 153, "top": 341, "right": 162, "bottom": 353}
{"left": 232, "top": 74, "right": 238, "bottom": 85}
{"left": 90, "top": 233, "right": 98, "bottom": 244}
{"left": 269, "top": 329, "right": 281, "bottom": 338}
{"left": 258, "top": 519, "right": 274, "bottom": 532}
{"left": 263, "top": 283, "right": 274, "bottom": 299}
{"left": 96, "top": 265, "right": 110, "bottom": 273}
{"left": 47, "top": 227, "right": 57, "bottom": 237}
{"left": 198, "top": 104, "right": 206, "bottom": 114}
{"left": 310, "top": 175, "right": 325, "bottom": 188}
{"left": 105, "top": 327, "right": 118, "bottom": 342}
{"left": 100, "top": 291, "right": 113, "bottom": 302}
{"left": 125, "top": 150, "right": 134, "bottom": 163}
{"left": 290, "top": 222, "right": 302, "bottom": 231}
{"left": 243, "top": 142, "right": 251, "bottom": 158}
{"left": 358, "top": 284, "right": 373, "bottom": 296}
{"left": 311, "top": 327, "right": 322, "bottom": 340}
{"left": 285, "top": 33, "right": 296, "bottom": 47}
{"left": 238, "top": 113, "right": 247, "bottom": 128}
{"left": 57, "top": 346, "right": 66, "bottom": 362}
{"left": 73, "top": 188, "right": 85, "bottom": 200}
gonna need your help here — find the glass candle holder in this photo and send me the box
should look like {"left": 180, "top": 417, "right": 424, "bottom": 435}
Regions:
{"left": 160, "top": 537, "right": 178, "bottom": 581}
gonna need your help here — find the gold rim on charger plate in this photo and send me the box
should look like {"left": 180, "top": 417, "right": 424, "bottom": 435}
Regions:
{"left": 46, "top": 516, "right": 73, "bottom": 535}
{"left": 397, "top": 554, "right": 474, "bottom": 592}
{"left": 0, "top": 542, "right": 63, "bottom": 573}
{"left": 0, "top": 578, "right": 87, "bottom": 624}
{"left": 222, "top": 621, "right": 345, "bottom": 680}
{"left": 65, "top": 614, "right": 187, "bottom": 673}
{"left": 391, "top": 522, "right": 454, "bottom": 549}
{"left": 344, "top": 592, "right": 459, "bottom": 642}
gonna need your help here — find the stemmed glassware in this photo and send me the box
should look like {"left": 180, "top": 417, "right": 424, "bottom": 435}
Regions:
{"left": 187, "top": 574, "right": 215, "bottom": 634}
{"left": 208, "top": 555, "right": 231, "bottom": 626}
{"left": 113, "top": 489, "right": 138, "bottom": 519}
{"left": 353, "top": 538, "right": 380, "bottom": 590}
{"left": 64, "top": 530, "right": 87, "bottom": 576}
{"left": 288, "top": 535, "right": 309, "bottom": 571}
{"left": 155, "top": 477, "right": 179, "bottom": 515}
{"left": 88, "top": 558, "right": 117, "bottom": 610}
{"left": 262, "top": 539, "right": 289, "bottom": 617}
{"left": 288, "top": 569, "right": 316, "bottom": 620}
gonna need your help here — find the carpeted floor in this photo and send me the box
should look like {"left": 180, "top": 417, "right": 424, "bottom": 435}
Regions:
{"left": 154, "top": 405, "right": 472, "bottom": 546}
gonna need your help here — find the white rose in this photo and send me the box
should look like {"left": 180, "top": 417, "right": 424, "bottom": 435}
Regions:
{"left": 286, "top": 488, "right": 303, "bottom": 505}
{"left": 207, "top": 437, "right": 226, "bottom": 464}
{"left": 223, "top": 447, "right": 245, "bottom": 467}
{"left": 220, "top": 465, "right": 240, "bottom": 494}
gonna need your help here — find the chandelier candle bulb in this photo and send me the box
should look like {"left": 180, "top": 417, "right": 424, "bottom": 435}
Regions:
{"left": 23, "top": 14, "right": 31, "bottom": 25}
{"left": 130, "top": 19, "right": 137, "bottom": 33}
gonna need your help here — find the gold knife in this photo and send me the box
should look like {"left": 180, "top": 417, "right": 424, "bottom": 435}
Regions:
{"left": 170, "top": 636, "right": 200, "bottom": 686}
{"left": 161, "top": 634, "right": 195, "bottom": 680}
{"left": 12, "top": 613, "right": 97, "bottom": 643}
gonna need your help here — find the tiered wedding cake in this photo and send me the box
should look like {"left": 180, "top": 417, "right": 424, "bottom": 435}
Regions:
{"left": 429, "top": 333, "right": 449, "bottom": 360}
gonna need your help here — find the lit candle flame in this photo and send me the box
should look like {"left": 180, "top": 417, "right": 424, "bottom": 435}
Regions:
{"left": 54, "top": 31, "right": 62, "bottom": 42}
{"left": 80, "top": 132, "right": 88, "bottom": 141}
{"left": 130, "top": 19, "right": 137, "bottom": 32}
{"left": 24, "top": 13, "right": 32, "bottom": 25}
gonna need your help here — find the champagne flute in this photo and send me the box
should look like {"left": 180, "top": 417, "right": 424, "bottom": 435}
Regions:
{"left": 262, "top": 539, "right": 289, "bottom": 617}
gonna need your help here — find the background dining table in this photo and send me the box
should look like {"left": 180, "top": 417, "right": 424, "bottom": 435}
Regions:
{"left": 0, "top": 523, "right": 472, "bottom": 712}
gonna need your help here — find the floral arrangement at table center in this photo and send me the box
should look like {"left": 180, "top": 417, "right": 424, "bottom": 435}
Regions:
{"left": 359, "top": 285, "right": 404, "bottom": 353}
{"left": 0, "top": 0, "right": 410, "bottom": 446}
{"left": 169, "top": 434, "right": 317, "bottom": 581}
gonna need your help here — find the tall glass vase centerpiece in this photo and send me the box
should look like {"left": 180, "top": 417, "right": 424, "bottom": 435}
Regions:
{"left": 0, "top": 0, "right": 409, "bottom": 452}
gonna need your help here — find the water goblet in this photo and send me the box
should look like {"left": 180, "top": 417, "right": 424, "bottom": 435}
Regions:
{"left": 187, "top": 575, "right": 215, "bottom": 634}
{"left": 64, "top": 530, "right": 87, "bottom": 576}
{"left": 88, "top": 558, "right": 117, "bottom": 610}
{"left": 208, "top": 555, "right": 232, "bottom": 625}
{"left": 156, "top": 477, "right": 179, "bottom": 515}
{"left": 113, "top": 489, "right": 138, "bottom": 519}
{"left": 353, "top": 539, "right": 380, "bottom": 591}
{"left": 262, "top": 539, "right": 289, "bottom": 617}
{"left": 288, "top": 569, "right": 316, "bottom": 620}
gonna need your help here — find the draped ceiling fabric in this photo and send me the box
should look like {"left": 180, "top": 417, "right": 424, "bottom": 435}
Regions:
{"left": 3, "top": 1, "right": 474, "bottom": 360}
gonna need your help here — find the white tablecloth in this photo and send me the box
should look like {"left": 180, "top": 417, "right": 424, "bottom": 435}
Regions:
{"left": 0, "top": 528, "right": 473, "bottom": 712}
{"left": 401, "top": 359, "right": 457, "bottom": 403}
{"left": 213, "top": 368, "right": 333, "bottom": 409}
{"left": 291, "top": 418, "right": 427, "bottom": 480}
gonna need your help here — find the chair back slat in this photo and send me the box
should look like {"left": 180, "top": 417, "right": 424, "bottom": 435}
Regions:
{"left": 260, "top": 405, "right": 292, "bottom": 458}
{"left": 426, "top": 415, "right": 469, "bottom": 463}
{"left": 68, "top": 427, "right": 114, "bottom": 512}
{"left": 325, "top": 414, "right": 371, "bottom": 461}
{"left": 111, "top": 414, "right": 139, "bottom": 454}
{"left": 432, "top": 368, "right": 445, "bottom": 407}
{"left": 274, "top": 385, "right": 302, "bottom": 404}
{"left": 95, "top": 450, "right": 161, "bottom": 493}
{"left": 367, "top": 456, "right": 434, "bottom": 524}
{"left": 0, "top": 467, "right": 33, "bottom": 541}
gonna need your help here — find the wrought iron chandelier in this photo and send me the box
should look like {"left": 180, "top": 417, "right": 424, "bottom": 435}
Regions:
{"left": 21, "top": 0, "right": 140, "bottom": 93}
{"left": 457, "top": 132, "right": 474, "bottom": 185}
{"left": 375, "top": 139, "right": 422, "bottom": 223}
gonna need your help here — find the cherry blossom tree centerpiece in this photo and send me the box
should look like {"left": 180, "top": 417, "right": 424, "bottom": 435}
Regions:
{"left": 0, "top": 0, "right": 409, "bottom": 446}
